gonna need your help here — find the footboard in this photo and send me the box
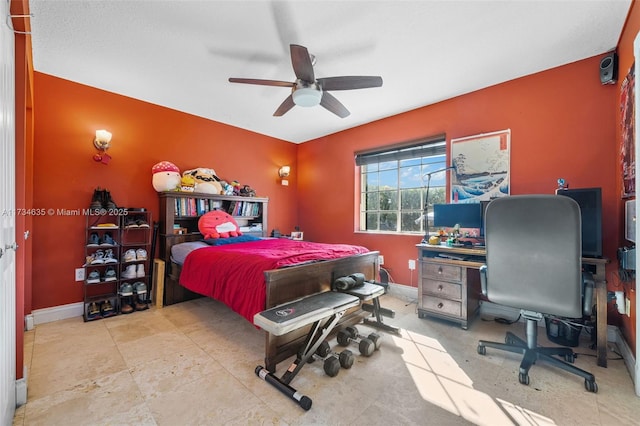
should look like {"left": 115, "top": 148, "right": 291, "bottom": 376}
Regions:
{"left": 262, "top": 251, "right": 380, "bottom": 372}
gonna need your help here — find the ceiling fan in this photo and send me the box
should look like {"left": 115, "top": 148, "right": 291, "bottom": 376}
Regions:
{"left": 228, "top": 44, "right": 383, "bottom": 118}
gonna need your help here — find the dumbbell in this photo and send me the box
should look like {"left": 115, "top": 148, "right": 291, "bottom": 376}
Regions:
{"left": 337, "top": 326, "right": 381, "bottom": 357}
{"left": 303, "top": 341, "right": 355, "bottom": 377}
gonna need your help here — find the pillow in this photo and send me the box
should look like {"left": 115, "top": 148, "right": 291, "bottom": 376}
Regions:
{"left": 203, "top": 235, "right": 262, "bottom": 246}
{"left": 198, "top": 210, "right": 242, "bottom": 239}
{"left": 170, "top": 241, "right": 209, "bottom": 264}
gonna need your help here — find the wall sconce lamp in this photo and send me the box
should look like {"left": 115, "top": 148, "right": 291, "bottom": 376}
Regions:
{"left": 93, "top": 129, "right": 112, "bottom": 165}
{"left": 279, "top": 165, "right": 291, "bottom": 186}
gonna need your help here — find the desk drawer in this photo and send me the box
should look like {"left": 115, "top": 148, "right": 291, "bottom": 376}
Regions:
{"left": 422, "top": 296, "right": 462, "bottom": 318}
{"left": 422, "top": 279, "right": 462, "bottom": 299}
{"left": 422, "top": 262, "right": 463, "bottom": 283}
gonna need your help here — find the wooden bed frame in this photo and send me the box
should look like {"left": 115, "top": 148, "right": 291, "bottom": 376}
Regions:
{"left": 162, "top": 234, "right": 380, "bottom": 372}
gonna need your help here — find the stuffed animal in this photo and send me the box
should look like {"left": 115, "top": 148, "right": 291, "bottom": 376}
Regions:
{"left": 180, "top": 174, "right": 196, "bottom": 192}
{"left": 239, "top": 185, "right": 256, "bottom": 197}
{"left": 219, "top": 180, "right": 234, "bottom": 195}
{"left": 152, "top": 161, "right": 181, "bottom": 192}
{"left": 183, "top": 168, "right": 223, "bottom": 194}
{"left": 231, "top": 180, "right": 242, "bottom": 196}
{"left": 198, "top": 210, "right": 242, "bottom": 239}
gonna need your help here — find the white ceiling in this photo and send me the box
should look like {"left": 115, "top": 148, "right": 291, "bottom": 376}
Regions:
{"left": 28, "top": 0, "right": 631, "bottom": 143}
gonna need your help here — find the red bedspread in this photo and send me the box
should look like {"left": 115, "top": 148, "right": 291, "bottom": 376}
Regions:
{"left": 179, "top": 239, "right": 369, "bottom": 322}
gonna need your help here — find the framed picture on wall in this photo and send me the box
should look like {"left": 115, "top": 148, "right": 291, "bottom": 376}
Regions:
{"left": 291, "top": 231, "right": 304, "bottom": 240}
{"left": 450, "top": 129, "right": 511, "bottom": 203}
{"left": 621, "top": 62, "right": 635, "bottom": 198}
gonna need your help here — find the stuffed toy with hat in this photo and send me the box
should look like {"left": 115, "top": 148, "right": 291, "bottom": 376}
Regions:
{"left": 152, "top": 161, "right": 181, "bottom": 192}
{"left": 198, "top": 210, "right": 242, "bottom": 239}
{"left": 183, "top": 167, "right": 223, "bottom": 194}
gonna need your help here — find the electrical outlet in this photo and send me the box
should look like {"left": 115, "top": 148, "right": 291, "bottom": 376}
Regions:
{"left": 378, "top": 255, "right": 384, "bottom": 265}
{"left": 408, "top": 259, "right": 416, "bottom": 270}
{"left": 626, "top": 297, "right": 631, "bottom": 317}
{"left": 75, "top": 268, "right": 85, "bottom": 282}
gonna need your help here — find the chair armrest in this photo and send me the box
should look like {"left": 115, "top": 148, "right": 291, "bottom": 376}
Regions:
{"left": 582, "top": 270, "right": 595, "bottom": 316}
{"left": 480, "top": 265, "right": 488, "bottom": 297}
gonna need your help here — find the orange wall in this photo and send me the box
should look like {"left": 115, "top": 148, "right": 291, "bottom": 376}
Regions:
{"left": 298, "top": 55, "right": 621, "bottom": 310}
{"left": 614, "top": 0, "right": 639, "bottom": 352}
{"left": 32, "top": 73, "right": 298, "bottom": 309}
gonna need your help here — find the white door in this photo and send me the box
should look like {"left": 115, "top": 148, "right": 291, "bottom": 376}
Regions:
{"left": 0, "top": 0, "right": 17, "bottom": 423}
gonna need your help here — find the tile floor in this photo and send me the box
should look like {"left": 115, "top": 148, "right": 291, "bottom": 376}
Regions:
{"left": 13, "top": 293, "right": 640, "bottom": 426}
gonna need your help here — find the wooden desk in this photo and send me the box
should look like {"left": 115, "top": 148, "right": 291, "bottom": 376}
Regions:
{"left": 416, "top": 244, "right": 609, "bottom": 368}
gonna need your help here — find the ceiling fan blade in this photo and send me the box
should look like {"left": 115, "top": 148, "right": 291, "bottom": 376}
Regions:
{"left": 317, "top": 76, "right": 383, "bottom": 91}
{"left": 320, "top": 92, "right": 350, "bottom": 118}
{"left": 290, "top": 44, "right": 315, "bottom": 82}
{"left": 229, "top": 78, "right": 294, "bottom": 87}
{"left": 273, "top": 95, "right": 296, "bottom": 116}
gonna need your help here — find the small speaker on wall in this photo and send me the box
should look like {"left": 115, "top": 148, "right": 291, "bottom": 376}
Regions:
{"left": 600, "top": 51, "right": 618, "bottom": 85}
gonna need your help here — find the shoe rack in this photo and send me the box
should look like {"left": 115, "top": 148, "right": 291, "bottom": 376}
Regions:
{"left": 82, "top": 209, "right": 152, "bottom": 321}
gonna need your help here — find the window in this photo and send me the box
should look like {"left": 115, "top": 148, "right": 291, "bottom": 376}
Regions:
{"left": 356, "top": 135, "right": 448, "bottom": 234}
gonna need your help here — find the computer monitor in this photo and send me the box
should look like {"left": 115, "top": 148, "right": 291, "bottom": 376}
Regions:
{"left": 556, "top": 187, "right": 603, "bottom": 258}
{"left": 433, "top": 203, "right": 482, "bottom": 229}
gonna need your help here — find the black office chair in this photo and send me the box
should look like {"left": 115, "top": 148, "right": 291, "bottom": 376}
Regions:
{"left": 477, "top": 195, "right": 598, "bottom": 393}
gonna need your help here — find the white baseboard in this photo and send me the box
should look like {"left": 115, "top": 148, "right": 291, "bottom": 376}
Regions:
{"left": 31, "top": 302, "right": 83, "bottom": 326}
{"left": 611, "top": 326, "right": 638, "bottom": 396}
{"left": 387, "top": 282, "right": 418, "bottom": 303}
{"left": 15, "top": 367, "right": 27, "bottom": 407}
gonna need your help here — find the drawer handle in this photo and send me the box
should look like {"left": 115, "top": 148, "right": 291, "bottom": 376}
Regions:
{"left": 437, "top": 302, "right": 444, "bottom": 309}
{"left": 437, "top": 285, "right": 443, "bottom": 291}
{"left": 438, "top": 267, "right": 443, "bottom": 274}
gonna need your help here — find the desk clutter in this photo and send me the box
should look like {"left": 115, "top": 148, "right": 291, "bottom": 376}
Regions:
{"left": 253, "top": 273, "right": 397, "bottom": 410}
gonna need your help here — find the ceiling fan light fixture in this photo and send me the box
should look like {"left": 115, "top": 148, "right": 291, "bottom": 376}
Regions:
{"left": 292, "top": 86, "right": 322, "bottom": 107}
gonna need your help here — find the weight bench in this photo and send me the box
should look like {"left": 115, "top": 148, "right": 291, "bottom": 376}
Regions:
{"left": 333, "top": 273, "right": 400, "bottom": 335}
{"left": 253, "top": 291, "right": 360, "bottom": 411}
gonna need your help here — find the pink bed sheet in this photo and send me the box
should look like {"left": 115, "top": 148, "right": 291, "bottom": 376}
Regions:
{"left": 179, "top": 238, "right": 369, "bottom": 322}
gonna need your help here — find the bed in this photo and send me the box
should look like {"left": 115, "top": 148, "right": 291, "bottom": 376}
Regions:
{"left": 164, "top": 236, "right": 380, "bottom": 372}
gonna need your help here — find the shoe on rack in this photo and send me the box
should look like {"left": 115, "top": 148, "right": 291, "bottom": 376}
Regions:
{"left": 103, "top": 190, "right": 117, "bottom": 210}
{"left": 101, "top": 300, "right": 116, "bottom": 317}
{"left": 87, "top": 302, "right": 101, "bottom": 320}
{"left": 136, "top": 219, "right": 150, "bottom": 228}
{"left": 136, "top": 248, "right": 148, "bottom": 260}
{"left": 119, "top": 282, "right": 133, "bottom": 296}
{"left": 123, "top": 249, "right": 136, "bottom": 263}
{"left": 124, "top": 218, "right": 138, "bottom": 229}
{"left": 100, "top": 232, "right": 116, "bottom": 246}
{"left": 103, "top": 266, "right": 117, "bottom": 282}
{"left": 135, "top": 296, "right": 149, "bottom": 311}
{"left": 103, "top": 249, "right": 118, "bottom": 264}
{"left": 89, "top": 188, "right": 103, "bottom": 212}
{"left": 136, "top": 264, "right": 145, "bottom": 278}
{"left": 122, "top": 264, "right": 137, "bottom": 279}
{"left": 87, "top": 232, "right": 100, "bottom": 247}
{"left": 86, "top": 270, "right": 101, "bottom": 284}
{"left": 133, "top": 281, "right": 147, "bottom": 295}
{"left": 121, "top": 300, "right": 134, "bottom": 314}
{"left": 90, "top": 250, "right": 105, "bottom": 264}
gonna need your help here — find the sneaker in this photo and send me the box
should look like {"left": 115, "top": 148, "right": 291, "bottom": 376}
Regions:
{"left": 104, "top": 190, "right": 117, "bottom": 210}
{"left": 136, "top": 248, "right": 148, "bottom": 260}
{"left": 89, "top": 188, "right": 103, "bottom": 212}
{"left": 104, "top": 266, "right": 117, "bottom": 282}
{"left": 122, "top": 264, "right": 137, "bottom": 279}
{"left": 123, "top": 249, "right": 136, "bottom": 263}
{"left": 100, "top": 232, "right": 116, "bottom": 246}
{"left": 95, "top": 223, "right": 118, "bottom": 229}
{"left": 90, "top": 250, "right": 105, "bottom": 264}
{"left": 87, "top": 232, "right": 100, "bottom": 247}
{"left": 119, "top": 282, "right": 133, "bottom": 296}
{"left": 103, "top": 249, "right": 118, "bottom": 264}
{"left": 136, "top": 219, "right": 150, "bottom": 228}
{"left": 136, "top": 264, "right": 145, "bottom": 278}
{"left": 101, "top": 300, "right": 116, "bottom": 317}
{"left": 133, "top": 281, "right": 147, "bottom": 295}
{"left": 86, "top": 270, "right": 101, "bottom": 284}
{"left": 124, "top": 219, "right": 138, "bottom": 229}
{"left": 87, "top": 302, "right": 101, "bottom": 320}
